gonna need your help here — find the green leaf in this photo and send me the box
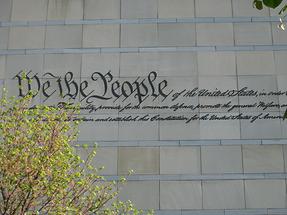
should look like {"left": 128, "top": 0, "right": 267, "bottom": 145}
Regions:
{"left": 253, "top": 0, "right": 264, "bottom": 10}
{"left": 263, "top": 0, "right": 283, "bottom": 9}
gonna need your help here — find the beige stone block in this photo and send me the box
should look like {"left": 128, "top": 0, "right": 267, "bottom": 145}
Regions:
{"left": 203, "top": 181, "right": 245, "bottom": 209}
{"left": 121, "top": 24, "right": 158, "bottom": 47}
{"left": 121, "top": 0, "right": 157, "bottom": 19}
{"left": 243, "top": 145, "right": 284, "bottom": 173}
{"left": 158, "top": 0, "right": 194, "bottom": 18}
{"left": 47, "top": 0, "right": 83, "bottom": 20}
{"left": 277, "top": 75, "right": 287, "bottom": 111}
{"left": 196, "top": 23, "right": 234, "bottom": 46}
{"left": 202, "top": 146, "right": 242, "bottom": 174}
{"left": 0, "top": 0, "right": 12, "bottom": 21}
{"left": 158, "top": 23, "right": 195, "bottom": 46}
{"left": 83, "top": 25, "right": 119, "bottom": 48}
{"left": 120, "top": 53, "right": 159, "bottom": 77}
{"left": 160, "top": 146, "right": 200, "bottom": 174}
{"left": 0, "top": 28, "right": 9, "bottom": 49}
{"left": 93, "top": 147, "right": 117, "bottom": 175}
{"left": 82, "top": 53, "right": 119, "bottom": 78}
{"left": 119, "top": 181, "right": 159, "bottom": 209}
{"left": 196, "top": 0, "right": 232, "bottom": 17}
{"left": 159, "top": 52, "right": 197, "bottom": 76}
{"left": 198, "top": 52, "right": 236, "bottom": 76}
{"left": 11, "top": 0, "right": 47, "bottom": 21}
{"left": 118, "top": 147, "right": 159, "bottom": 175}
{"left": 283, "top": 145, "right": 287, "bottom": 172}
{"left": 44, "top": 54, "right": 81, "bottom": 77}
{"left": 275, "top": 51, "right": 287, "bottom": 75}
{"left": 0, "top": 56, "right": 5, "bottom": 80}
{"left": 160, "top": 181, "right": 202, "bottom": 209}
{"left": 245, "top": 180, "right": 286, "bottom": 208}
{"left": 237, "top": 52, "right": 275, "bottom": 75}
{"left": 234, "top": 23, "right": 272, "bottom": 45}
{"left": 84, "top": 0, "right": 120, "bottom": 19}
{"left": 6, "top": 55, "right": 44, "bottom": 78}
{"left": 45, "top": 26, "right": 82, "bottom": 48}
{"left": 9, "top": 27, "right": 45, "bottom": 49}
{"left": 282, "top": 119, "right": 287, "bottom": 139}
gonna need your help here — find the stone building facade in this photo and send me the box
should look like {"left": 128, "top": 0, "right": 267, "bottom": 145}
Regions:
{"left": 1, "top": 0, "right": 287, "bottom": 214}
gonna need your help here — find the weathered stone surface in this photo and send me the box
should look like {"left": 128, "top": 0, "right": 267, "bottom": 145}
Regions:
{"left": 11, "top": 0, "right": 47, "bottom": 21}
{"left": 243, "top": 145, "right": 284, "bottom": 173}
{"left": 203, "top": 180, "right": 245, "bottom": 209}
{"left": 0, "top": 0, "right": 12, "bottom": 21}
{"left": 160, "top": 181, "right": 202, "bottom": 209}
{"left": 158, "top": 0, "right": 195, "bottom": 18}
{"left": 195, "top": 0, "right": 232, "bottom": 17}
{"left": 121, "top": 0, "right": 157, "bottom": 19}
{"left": 160, "top": 146, "right": 200, "bottom": 174}
{"left": 121, "top": 24, "right": 158, "bottom": 47}
{"left": 119, "top": 181, "right": 159, "bottom": 209}
{"left": 196, "top": 23, "right": 234, "bottom": 46}
{"left": 158, "top": 24, "right": 196, "bottom": 46}
{"left": 237, "top": 52, "right": 275, "bottom": 75}
{"left": 48, "top": 0, "right": 83, "bottom": 20}
{"left": 83, "top": 25, "right": 120, "bottom": 48}
{"left": 234, "top": 23, "right": 272, "bottom": 45}
{"left": 118, "top": 147, "right": 159, "bottom": 175}
{"left": 45, "top": 26, "right": 82, "bottom": 49}
{"left": 245, "top": 180, "right": 286, "bottom": 208}
{"left": 9, "top": 27, "right": 45, "bottom": 49}
{"left": 202, "top": 146, "right": 242, "bottom": 174}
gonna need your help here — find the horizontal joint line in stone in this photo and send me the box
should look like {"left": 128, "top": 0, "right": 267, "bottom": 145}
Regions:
{"left": 76, "top": 139, "right": 287, "bottom": 147}
{"left": 2, "top": 45, "right": 287, "bottom": 55}
{"left": 103, "top": 173, "right": 287, "bottom": 181}
{"left": 0, "top": 16, "right": 281, "bottom": 27}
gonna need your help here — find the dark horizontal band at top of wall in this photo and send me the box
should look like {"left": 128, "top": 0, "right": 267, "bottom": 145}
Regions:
{"left": 0, "top": 16, "right": 282, "bottom": 27}
{"left": 1, "top": 45, "right": 287, "bottom": 55}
